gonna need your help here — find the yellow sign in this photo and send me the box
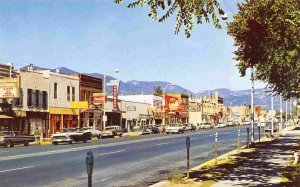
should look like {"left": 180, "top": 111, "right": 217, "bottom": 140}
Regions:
{"left": 50, "top": 107, "right": 80, "bottom": 115}
{"left": 93, "top": 93, "right": 105, "bottom": 97}
{"left": 70, "top": 101, "right": 88, "bottom": 109}
{"left": 0, "top": 77, "right": 20, "bottom": 98}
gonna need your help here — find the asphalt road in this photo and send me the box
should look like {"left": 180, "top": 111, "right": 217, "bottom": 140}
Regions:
{"left": 0, "top": 125, "right": 262, "bottom": 187}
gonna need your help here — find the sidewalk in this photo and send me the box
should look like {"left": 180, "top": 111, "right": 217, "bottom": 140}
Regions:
{"left": 151, "top": 125, "right": 300, "bottom": 187}
{"left": 212, "top": 126, "right": 300, "bottom": 187}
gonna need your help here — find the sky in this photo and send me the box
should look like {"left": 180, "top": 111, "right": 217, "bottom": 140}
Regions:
{"left": 0, "top": 0, "right": 265, "bottom": 93}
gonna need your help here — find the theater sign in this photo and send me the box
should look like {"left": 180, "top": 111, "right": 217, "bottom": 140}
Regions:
{"left": 0, "top": 77, "right": 20, "bottom": 98}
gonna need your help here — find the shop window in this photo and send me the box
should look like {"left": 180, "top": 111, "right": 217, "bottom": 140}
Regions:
{"left": 27, "top": 89, "right": 32, "bottom": 107}
{"left": 67, "top": 86, "right": 70, "bottom": 101}
{"left": 54, "top": 83, "right": 58, "bottom": 99}
{"left": 72, "top": 87, "right": 75, "bottom": 101}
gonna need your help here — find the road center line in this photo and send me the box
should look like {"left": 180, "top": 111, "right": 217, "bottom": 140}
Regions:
{"left": 0, "top": 166, "right": 35, "bottom": 173}
{"left": 99, "top": 150, "right": 125, "bottom": 156}
{"left": 156, "top": 142, "right": 173, "bottom": 146}
{"left": 191, "top": 138, "right": 199, "bottom": 140}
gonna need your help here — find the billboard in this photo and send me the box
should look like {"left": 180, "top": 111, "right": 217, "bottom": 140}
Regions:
{"left": 0, "top": 77, "right": 20, "bottom": 98}
{"left": 92, "top": 93, "right": 107, "bottom": 104}
{"left": 113, "top": 85, "right": 118, "bottom": 110}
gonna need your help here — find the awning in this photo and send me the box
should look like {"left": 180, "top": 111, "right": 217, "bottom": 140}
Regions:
{"left": 0, "top": 114, "right": 14, "bottom": 119}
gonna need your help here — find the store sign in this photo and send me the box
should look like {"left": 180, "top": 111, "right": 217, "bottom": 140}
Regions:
{"left": 71, "top": 101, "right": 88, "bottom": 109}
{"left": 93, "top": 95, "right": 107, "bottom": 103}
{"left": 0, "top": 78, "right": 20, "bottom": 98}
{"left": 113, "top": 86, "right": 118, "bottom": 110}
{"left": 126, "top": 106, "right": 136, "bottom": 111}
{"left": 189, "top": 102, "right": 197, "bottom": 112}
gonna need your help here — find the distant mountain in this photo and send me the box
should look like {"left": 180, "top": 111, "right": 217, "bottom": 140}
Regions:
{"left": 19, "top": 65, "right": 285, "bottom": 110}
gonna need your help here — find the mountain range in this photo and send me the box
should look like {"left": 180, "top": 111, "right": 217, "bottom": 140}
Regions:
{"left": 19, "top": 65, "right": 288, "bottom": 110}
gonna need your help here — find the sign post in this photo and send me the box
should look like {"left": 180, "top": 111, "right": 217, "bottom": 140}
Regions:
{"left": 247, "top": 128, "right": 250, "bottom": 148}
{"left": 237, "top": 129, "right": 240, "bottom": 153}
{"left": 86, "top": 151, "right": 94, "bottom": 187}
{"left": 186, "top": 137, "right": 190, "bottom": 178}
{"left": 214, "top": 132, "right": 218, "bottom": 165}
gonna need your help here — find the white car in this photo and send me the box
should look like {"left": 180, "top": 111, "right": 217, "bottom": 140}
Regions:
{"left": 216, "top": 123, "right": 226, "bottom": 128}
{"left": 166, "top": 124, "right": 185, "bottom": 134}
{"left": 83, "top": 127, "right": 101, "bottom": 139}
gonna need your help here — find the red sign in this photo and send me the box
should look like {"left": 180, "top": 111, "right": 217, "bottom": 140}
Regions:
{"left": 113, "top": 86, "right": 118, "bottom": 110}
{"left": 93, "top": 95, "right": 107, "bottom": 103}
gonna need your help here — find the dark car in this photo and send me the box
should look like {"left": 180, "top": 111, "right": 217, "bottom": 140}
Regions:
{"left": 141, "top": 127, "right": 160, "bottom": 135}
{"left": 51, "top": 128, "right": 92, "bottom": 145}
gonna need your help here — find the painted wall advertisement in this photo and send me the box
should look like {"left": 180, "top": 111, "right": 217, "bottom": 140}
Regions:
{"left": 0, "top": 78, "right": 20, "bottom": 98}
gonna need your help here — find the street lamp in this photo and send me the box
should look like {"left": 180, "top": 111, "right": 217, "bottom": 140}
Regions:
{"left": 250, "top": 67, "right": 255, "bottom": 145}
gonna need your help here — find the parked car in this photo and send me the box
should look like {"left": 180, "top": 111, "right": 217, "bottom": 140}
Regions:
{"left": 184, "top": 123, "right": 196, "bottom": 131}
{"left": 51, "top": 128, "right": 92, "bottom": 145}
{"left": 155, "top": 124, "right": 166, "bottom": 133}
{"left": 82, "top": 127, "right": 101, "bottom": 139}
{"left": 141, "top": 127, "right": 160, "bottom": 135}
{"left": 0, "top": 131, "right": 35, "bottom": 148}
{"left": 166, "top": 124, "right": 185, "bottom": 134}
{"left": 199, "top": 123, "right": 213, "bottom": 130}
{"left": 264, "top": 122, "right": 279, "bottom": 133}
{"left": 226, "top": 122, "right": 235, "bottom": 127}
{"left": 216, "top": 123, "right": 226, "bottom": 128}
{"left": 101, "top": 126, "right": 123, "bottom": 138}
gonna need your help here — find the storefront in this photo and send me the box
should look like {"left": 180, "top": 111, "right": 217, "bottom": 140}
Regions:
{"left": 49, "top": 107, "right": 79, "bottom": 134}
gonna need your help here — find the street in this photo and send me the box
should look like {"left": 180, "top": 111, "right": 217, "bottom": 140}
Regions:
{"left": 0, "top": 125, "right": 260, "bottom": 187}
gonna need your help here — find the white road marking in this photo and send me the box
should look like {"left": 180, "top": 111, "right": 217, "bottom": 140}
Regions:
{"left": 99, "top": 150, "right": 125, "bottom": 156}
{"left": 0, "top": 131, "right": 205, "bottom": 162}
{"left": 191, "top": 137, "right": 199, "bottom": 140}
{"left": 0, "top": 166, "right": 35, "bottom": 173}
{"left": 156, "top": 142, "right": 173, "bottom": 146}
{"left": 93, "top": 177, "right": 112, "bottom": 184}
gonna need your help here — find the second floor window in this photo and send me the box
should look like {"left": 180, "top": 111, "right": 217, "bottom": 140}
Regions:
{"left": 54, "top": 83, "right": 58, "bottom": 99}
{"left": 72, "top": 87, "right": 75, "bottom": 101}
{"left": 67, "top": 86, "right": 70, "bottom": 101}
{"left": 35, "top": 90, "right": 40, "bottom": 107}
{"left": 42, "top": 91, "right": 47, "bottom": 108}
{"left": 27, "top": 89, "right": 32, "bottom": 107}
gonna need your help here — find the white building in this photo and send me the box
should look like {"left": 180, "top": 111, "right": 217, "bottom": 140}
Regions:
{"left": 118, "top": 94, "right": 164, "bottom": 125}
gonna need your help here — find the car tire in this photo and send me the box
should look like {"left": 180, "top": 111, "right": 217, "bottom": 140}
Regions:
{"left": 69, "top": 141, "right": 73, "bottom": 144}
{"left": 5, "top": 141, "right": 13, "bottom": 148}
{"left": 24, "top": 141, "right": 29, "bottom": 146}
{"left": 83, "top": 139, "right": 87, "bottom": 143}
{"left": 166, "top": 132, "right": 169, "bottom": 134}
{"left": 97, "top": 135, "right": 101, "bottom": 139}
{"left": 52, "top": 142, "right": 58, "bottom": 145}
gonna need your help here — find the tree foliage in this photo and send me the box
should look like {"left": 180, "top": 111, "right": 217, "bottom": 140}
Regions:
{"left": 154, "top": 86, "right": 164, "bottom": 95}
{"left": 228, "top": 0, "right": 300, "bottom": 99}
{"left": 114, "top": 0, "right": 227, "bottom": 38}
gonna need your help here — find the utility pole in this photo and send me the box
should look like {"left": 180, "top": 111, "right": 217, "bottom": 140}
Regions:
{"left": 286, "top": 100, "right": 288, "bottom": 123}
{"left": 271, "top": 96, "right": 274, "bottom": 136}
{"left": 250, "top": 68, "right": 255, "bottom": 144}
{"left": 103, "top": 75, "right": 106, "bottom": 130}
{"left": 280, "top": 96, "right": 283, "bottom": 130}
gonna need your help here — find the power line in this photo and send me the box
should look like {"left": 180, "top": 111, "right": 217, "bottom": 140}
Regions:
{"left": 222, "top": 0, "right": 235, "bottom": 15}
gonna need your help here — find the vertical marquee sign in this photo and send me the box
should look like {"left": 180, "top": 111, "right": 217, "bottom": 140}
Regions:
{"left": 0, "top": 77, "right": 20, "bottom": 98}
{"left": 113, "top": 85, "right": 118, "bottom": 110}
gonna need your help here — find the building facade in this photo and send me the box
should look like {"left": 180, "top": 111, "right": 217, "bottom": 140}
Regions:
{"left": 71, "top": 74, "right": 103, "bottom": 129}
{"left": 164, "top": 93, "right": 189, "bottom": 125}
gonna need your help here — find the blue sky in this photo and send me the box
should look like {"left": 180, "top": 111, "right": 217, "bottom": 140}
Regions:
{"left": 0, "top": 0, "right": 265, "bottom": 93}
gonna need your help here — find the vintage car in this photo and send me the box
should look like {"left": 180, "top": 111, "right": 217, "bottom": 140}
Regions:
{"left": 82, "top": 126, "right": 102, "bottom": 139}
{"left": 101, "top": 126, "right": 123, "bottom": 138}
{"left": 141, "top": 127, "right": 160, "bottom": 135}
{"left": 184, "top": 123, "right": 197, "bottom": 131}
{"left": 166, "top": 124, "right": 185, "bottom": 134}
{"left": 0, "top": 131, "right": 35, "bottom": 148}
{"left": 51, "top": 128, "right": 92, "bottom": 145}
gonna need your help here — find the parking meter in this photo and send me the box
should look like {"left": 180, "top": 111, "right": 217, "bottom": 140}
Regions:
{"left": 214, "top": 132, "right": 218, "bottom": 143}
{"left": 86, "top": 151, "right": 94, "bottom": 187}
{"left": 86, "top": 151, "right": 94, "bottom": 175}
{"left": 186, "top": 137, "right": 190, "bottom": 150}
